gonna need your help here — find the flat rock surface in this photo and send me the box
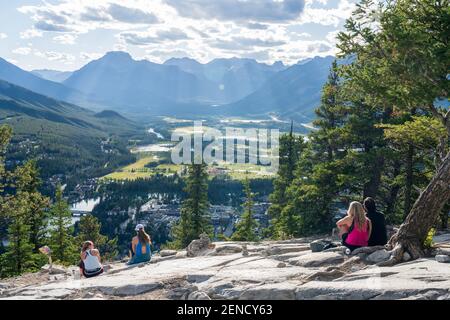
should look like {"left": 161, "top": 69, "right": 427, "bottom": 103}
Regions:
{"left": 2, "top": 238, "right": 450, "bottom": 300}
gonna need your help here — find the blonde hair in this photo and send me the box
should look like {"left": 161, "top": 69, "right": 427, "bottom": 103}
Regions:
{"left": 348, "top": 201, "right": 367, "bottom": 231}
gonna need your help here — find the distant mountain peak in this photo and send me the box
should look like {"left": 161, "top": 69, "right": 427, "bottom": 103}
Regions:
{"left": 164, "top": 57, "right": 199, "bottom": 64}
{"left": 94, "top": 110, "right": 129, "bottom": 121}
{"left": 103, "top": 51, "right": 133, "bottom": 61}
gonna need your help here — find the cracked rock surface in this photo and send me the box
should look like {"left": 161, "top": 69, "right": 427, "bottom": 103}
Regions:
{"left": 1, "top": 238, "right": 450, "bottom": 300}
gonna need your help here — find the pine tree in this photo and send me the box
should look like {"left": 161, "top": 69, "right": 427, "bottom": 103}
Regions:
{"left": 273, "top": 62, "right": 348, "bottom": 238}
{"left": 337, "top": 0, "right": 450, "bottom": 261}
{"left": 0, "top": 125, "right": 13, "bottom": 243}
{"left": 76, "top": 214, "right": 118, "bottom": 261}
{"left": 312, "top": 60, "right": 346, "bottom": 162}
{"left": 49, "top": 185, "right": 77, "bottom": 265}
{"left": 268, "top": 122, "right": 304, "bottom": 238}
{"left": 232, "top": 178, "right": 259, "bottom": 242}
{"left": 14, "top": 160, "right": 50, "bottom": 253}
{"left": 0, "top": 195, "right": 35, "bottom": 277}
{"left": 172, "top": 164, "right": 212, "bottom": 248}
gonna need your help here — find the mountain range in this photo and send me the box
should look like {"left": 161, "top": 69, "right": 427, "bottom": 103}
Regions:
{"left": 0, "top": 52, "right": 335, "bottom": 122}
{"left": 0, "top": 79, "right": 141, "bottom": 182}
{"left": 31, "top": 69, "right": 73, "bottom": 83}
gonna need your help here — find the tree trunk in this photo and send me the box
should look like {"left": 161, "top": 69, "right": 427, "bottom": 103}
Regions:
{"left": 386, "top": 151, "right": 450, "bottom": 263}
{"left": 363, "top": 154, "right": 384, "bottom": 198}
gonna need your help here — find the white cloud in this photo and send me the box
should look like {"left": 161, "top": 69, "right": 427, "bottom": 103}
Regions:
{"left": 299, "top": 0, "right": 356, "bottom": 27}
{"left": 164, "top": 0, "right": 306, "bottom": 22}
{"left": 20, "top": 29, "right": 43, "bottom": 39}
{"left": 12, "top": 0, "right": 356, "bottom": 66}
{"left": 53, "top": 34, "right": 78, "bottom": 45}
{"left": 80, "top": 52, "right": 103, "bottom": 61}
{"left": 18, "top": 1, "right": 164, "bottom": 35}
{"left": 13, "top": 47, "right": 32, "bottom": 55}
{"left": 34, "top": 50, "right": 75, "bottom": 63}
{"left": 119, "top": 28, "right": 190, "bottom": 46}
{"left": 0, "top": 33, "right": 7, "bottom": 39}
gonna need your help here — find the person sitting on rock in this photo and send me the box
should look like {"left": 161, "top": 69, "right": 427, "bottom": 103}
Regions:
{"left": 336, "top": 201, "right": 372, "bottom": 252}
{"left": 363, "top": 197, "right": 388, "bottom": 246}
{"left": 79, "top": 241, "right": 104, "bottom": 278}
{"left": 127, "top": 224, "right": 152, "bottom": 265}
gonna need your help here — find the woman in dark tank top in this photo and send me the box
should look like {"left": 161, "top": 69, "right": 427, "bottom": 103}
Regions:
{"left": 364, "top": 197, "right": 388, "bottom": 246}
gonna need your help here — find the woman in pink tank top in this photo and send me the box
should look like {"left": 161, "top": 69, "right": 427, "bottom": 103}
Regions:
{"left": 336, "top": 201, "right": 372, "bottom": 251}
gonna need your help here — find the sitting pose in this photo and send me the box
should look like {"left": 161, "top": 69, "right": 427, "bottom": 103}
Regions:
{"left": 79, "top": 241, "right": 104, "bottom": 278}
{"left": 127, "top": 224, "right": 152, "bottom": 265}
{"left": 363, "top": 197, "right": 388, "bottom": 246}
{"left": 337, "top": 201, "right": 372, "bottom": 252}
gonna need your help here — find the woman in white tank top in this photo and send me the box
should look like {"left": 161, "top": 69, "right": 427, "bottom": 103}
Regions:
{"left": 79, "top": 241, "right": 103, "bottom": 278}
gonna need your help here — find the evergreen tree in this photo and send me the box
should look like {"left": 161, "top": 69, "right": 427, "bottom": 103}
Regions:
{"left": 171, "top": 164, "right": 212, "bottom": 248}
{"left": 312, "top": 60, "right": 346, "bottom": 162}
{"left": 268, "top": 123, "right": 304, "bottom": 238}
{"left": 0, "top": 125, "right": 13, "bottom": 243}
{"left": 76, "top": 214, "right": 118, "bottom": 261}
{"left": 337, "top": 0, "right": 450, "bottom": 260}
{"left": 232, "top": 178, "right": 259, "bottom": 242}
{"left": 0, "top": 195, "right": 35, "bottom": 277}
{"left": 49, "top": 185, "right": 77, "bottom": 265}
{"left": 14, "top": 160, "right": 50, "bottom": 253}
{"left": 274, "top": 62, "right": 348, "bottom": 238}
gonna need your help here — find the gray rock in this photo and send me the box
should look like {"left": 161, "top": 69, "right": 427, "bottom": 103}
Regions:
{"left": 310, "top": 240, "right": 336, "bottom": 253}
{"left": 366, "top": 250, "right": 391, "bottom": 263}
{"left": 41, "top": 264, "right": 67, "bottom": 275}
{"left": 103, "top": 264, "right": 112, "bottom": 272}
{"left": 187, "top": 291, "right": 211, "bottom": 300}
{"left": 239, "top": 283, "right": 297, "bottom": 300}
{"left": 264, "top": 245, "right": 309, "bottom": 256}
{"left": 402, "top": 252, "right": 411, "bottom": 262}
{"left": 187, "top": 233, "right": 211, "bottom": 257}
{"left": 0, "top": 283, "right": 10, "bottom": 289}
{"left": 40, "top": 288, "right": 73, "bottom": 299}
{"left": 310, "top": 240, "right": 326, "bottom": 252}
{"left": 435, "top": 255, "right": 450, "bottom": 263}
{"left": 351, "top": 246, "right": 386, "bottom": 255}
{"left": 110, "top": 283, "right": 162, "bottom": 296}
{"left": 160, "top": 250, "right": 177, "bottom": 257}
{"left": 186, "top": 274, "right": 212, "bottom": 283}
{"left": 436, "top": 248, "right": 450, "bottom": 256}
{"left": 296, "top": 252, "right": 344, "bottom": 268}
{"left": 213, "top": 244, "right": 242, "bottom": 255}
{"left": 403, "top": 290, "right": 446, "bottom": 300}
{"left": 277, "top": 262, "right": 286, "bottom": 268}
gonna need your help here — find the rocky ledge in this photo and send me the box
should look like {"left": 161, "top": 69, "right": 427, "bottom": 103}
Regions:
{"left": 1, "top": 234, "right": 450, "bottom": 300}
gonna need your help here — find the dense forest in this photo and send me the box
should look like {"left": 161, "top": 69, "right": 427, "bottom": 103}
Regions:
{"left": 0, "top": 0, "right": 448, "bottom": 277}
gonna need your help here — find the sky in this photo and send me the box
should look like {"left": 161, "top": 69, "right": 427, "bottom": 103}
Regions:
{"left": 0, "top": 0, "right": 358, "bottom": 71}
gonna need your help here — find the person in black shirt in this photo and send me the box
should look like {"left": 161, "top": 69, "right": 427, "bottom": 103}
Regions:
{"left": 363, "top": 197, "right": 388, "bottom": 246}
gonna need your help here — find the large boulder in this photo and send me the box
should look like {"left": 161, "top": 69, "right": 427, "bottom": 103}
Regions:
{"left": 435, "top": 255, "right": 450, "bottom": 263}
{"left": 310, "top": 240, "right": 337, "bottom": 253}
{"left": 264, "top": 244, "right": 310, "bottom": 256}
{"left": 212, "top": 244, "right": 243, "bottom": 255}
{"left": 187, "top": 291, "right": 211, "bottom": 300}
{"left": 41, "top": 264, "right": 67, "bottom": 275}
{"left": 187, "top": 233, "right": 212, "bottom": 257}
{"left": 160, "top": 250, "right": 177, "bottom": 257}
{"left": 366, "top": 250, "right": 391, "bottom": 264}
{"left": 295, "top": 252, "right": 344, "bottom": 268}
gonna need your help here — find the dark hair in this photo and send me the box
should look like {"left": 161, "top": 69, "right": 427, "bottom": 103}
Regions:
{"left": 363, "top": 197, "right": 376, "bottom": 212}
{"left": 82, "top": 241, "right": 93, "bottom": 252}
{"left": 137, "top": 229, "right": 151, "bottom": 244}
